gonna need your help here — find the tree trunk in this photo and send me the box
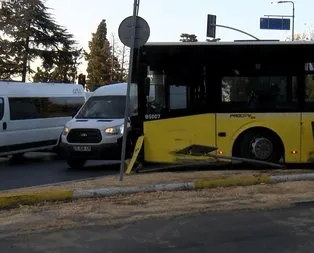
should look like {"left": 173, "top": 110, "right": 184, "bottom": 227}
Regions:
{"left": 21, "top": 30, "right": 30, "bottom": 82}
{"left": 121, "top": 45, "right": 125, "bottom": 78}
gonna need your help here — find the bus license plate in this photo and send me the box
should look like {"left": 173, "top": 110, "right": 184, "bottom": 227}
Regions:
{"left": 73, "top": 146, "right": 91, "bottom": 152}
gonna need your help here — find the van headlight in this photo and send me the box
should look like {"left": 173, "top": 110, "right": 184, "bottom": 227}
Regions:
{"left": 105, "top": 124, "right": 124, "bottom": 135}
{"left": 62, "top": 127, "right": 70, "bottom": 135}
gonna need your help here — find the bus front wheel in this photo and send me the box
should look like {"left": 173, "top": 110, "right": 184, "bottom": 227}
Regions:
{"left": 235, "top": 129, "right": 283, "bottom": 163}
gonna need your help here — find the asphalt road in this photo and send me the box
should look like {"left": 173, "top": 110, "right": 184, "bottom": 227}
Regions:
{"left": 0, "top": 152, "right": 120, "bottom": 191}
{"left": 1, "top": 205, "right": 314, "bottom": 252}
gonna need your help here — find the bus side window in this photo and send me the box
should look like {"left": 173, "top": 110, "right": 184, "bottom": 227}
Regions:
{"left": 169, "top": 85, "right": 187, "bottom": 110}
{"left": 146, "top": 68, "right": 166, "bottom": 114}
{"left": 305, "top": 74, "right": 314, "bottom": 100}
{"left": 304, "top": 74, "right": 314, "bottom": 111}
{"left": 221, "top": 76, "right": 297, "bottom": 112}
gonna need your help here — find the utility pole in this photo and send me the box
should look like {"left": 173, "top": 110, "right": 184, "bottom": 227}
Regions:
{"left": 118, "top": 0, "right": 149, "bottom": 181}
{"left": 274, "top": 1, "right": 295, "bottom": 41}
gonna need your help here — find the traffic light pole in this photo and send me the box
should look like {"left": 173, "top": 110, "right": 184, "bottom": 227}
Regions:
{"left": 210, "top": 24, "right": 260, "bottom": 40}
{"left": 206, "top": 15, "right": 260, "bottom": 41}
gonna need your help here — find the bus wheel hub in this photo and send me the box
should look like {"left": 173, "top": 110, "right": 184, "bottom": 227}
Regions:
{"left": 251, "top": 137, "right": 273, "bottom": 160}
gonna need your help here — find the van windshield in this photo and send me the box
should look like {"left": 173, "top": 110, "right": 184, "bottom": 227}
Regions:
{"left": 76, "top": 95, "right": 126, "bottom": 119}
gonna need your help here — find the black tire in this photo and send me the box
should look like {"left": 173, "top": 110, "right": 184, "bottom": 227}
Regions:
{"left": 237, "top": 130, "right": 282, "bottom": 163}
{"left": 126, "top": 137, "right": 136, "bottom": 159}
{"left": 12, "top": 153, "right": 24, "bottom": 158}
{"left": 66, "top": 158, "right": 87, "bottom": 169}
{"left": 11, "top": 153, "right": 25, "bottom": 161}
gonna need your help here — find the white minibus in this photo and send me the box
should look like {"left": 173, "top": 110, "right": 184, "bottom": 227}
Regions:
{"left": 0, "top": 82, "right": 86, "bottom": 158}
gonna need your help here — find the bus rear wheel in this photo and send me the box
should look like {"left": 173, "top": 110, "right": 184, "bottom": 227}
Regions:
{"left": 236, "top": 130, "right": 283, "bottom": 164}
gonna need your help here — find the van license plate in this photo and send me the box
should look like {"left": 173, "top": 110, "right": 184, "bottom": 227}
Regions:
{"left": 73, "top": 146, "right": 91, "bottom": 152}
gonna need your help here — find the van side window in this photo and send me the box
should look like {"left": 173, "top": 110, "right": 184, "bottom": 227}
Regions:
{"left": 0, "top": 98, "right": 4, "bottom": 121}
{"left": 9, "top": 98, "right": 40, "bottom": 120}
{"left": 9, "top": 97, "right": 85, "bottom": 120}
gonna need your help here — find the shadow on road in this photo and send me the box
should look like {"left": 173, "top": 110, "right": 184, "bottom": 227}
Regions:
{"left": 1, "top": 152, "right": 120, "bottom": 172}
{"left": 138, "top": 161, "right": 314, "bottom": 174}
{"left": 67, "top": 161, "right": 120, "bottom": 172}
{"left": 0, "top": 152, "right": 121, "bottom": 191}
{"left": 138, "top": 162, "right": 259, "bottom": 174}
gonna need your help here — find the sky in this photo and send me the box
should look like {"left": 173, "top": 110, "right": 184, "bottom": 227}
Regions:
{"left": 45, "top": 0, "right": 313, "bottom": 74}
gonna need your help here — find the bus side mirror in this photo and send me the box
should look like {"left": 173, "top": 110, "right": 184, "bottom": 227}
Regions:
{"left": 144, "top": 77, "right": 150, "bottom": 96}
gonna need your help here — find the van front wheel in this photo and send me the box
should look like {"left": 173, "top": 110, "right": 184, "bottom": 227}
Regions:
{"left": 66, "top": 158, "right": 86, "bottom": 169}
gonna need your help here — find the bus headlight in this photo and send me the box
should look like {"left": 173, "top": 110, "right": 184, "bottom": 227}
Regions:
{"left": 62, "top": 127, "right": 70, "bottom": 135}
{"left": 105, "top": 125, "right": 124, "bottom": 135}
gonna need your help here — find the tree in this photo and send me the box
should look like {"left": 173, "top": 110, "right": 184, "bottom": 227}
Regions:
{"left": 285, "top": 26, "right": 314, "bottom": 41}
{"left": 33, "top": 41, "right": 83, "bottom": 83}
{"left": 0, "top": 38, "right": 22, "bottom": 80}
{"left": 180, "top": 33, "right": 198, "bottom": 42}
{"left": 85, "top": 19, "right": 123, "bottom": 91}
{"left": 110, "top": 34, "right": 129, "bottom": 82}
{"left": 0, "top": 0, "right": 81, "bottom": 82}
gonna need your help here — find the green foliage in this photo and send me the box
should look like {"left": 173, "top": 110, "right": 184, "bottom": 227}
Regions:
{"left": 286, "top": 30, "right": 314, "bottom": 42}
{"left": 85, "top": 19, "right": 124, "bottom": 90}
{"left": 180, "top": 33, "right": 198, "bottom": 42}
{"left": 33, "top": 42, "right": 83, "bottom": 83}
{"left": 0, "top": 38, "right": 23, "bottom": 80}
{"left": 85, "top": 19, "right": 111, "bottom": 90}
{"left": 0, "top": 0, "right": 82, "bottom": 82}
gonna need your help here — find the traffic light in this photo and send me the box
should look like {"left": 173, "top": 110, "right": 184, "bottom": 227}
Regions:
{"left": 78, "top": 74, "right": 86, "bottom": 88}
{"left": 207, "top": 14, "right": 217, "bottom": 38}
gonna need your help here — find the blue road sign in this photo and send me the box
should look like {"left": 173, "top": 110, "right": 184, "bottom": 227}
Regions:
{"left": 260, "top": 17, "right": 290, "bottom": 30}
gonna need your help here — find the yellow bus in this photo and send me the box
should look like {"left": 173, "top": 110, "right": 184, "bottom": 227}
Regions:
{"left": 130, "top": 41, "right": 314, "bottom": 165}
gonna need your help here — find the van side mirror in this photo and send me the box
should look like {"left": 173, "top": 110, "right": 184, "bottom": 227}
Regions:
{"left": 144, "top": 77, "right": 150, "bottom": 96}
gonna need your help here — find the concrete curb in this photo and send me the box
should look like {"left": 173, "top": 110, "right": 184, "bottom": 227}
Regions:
{"left": 1, "top": 173, "right": 314, "bottom": 210}
{"left": 0, "top": 190, "right": 73, "bottom": 209}
{"left": 73, "top": 182, "right": 194, "bottom": 198}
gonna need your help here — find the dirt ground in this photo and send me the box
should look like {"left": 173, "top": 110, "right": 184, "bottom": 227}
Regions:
{"left": 1, "top": 179, "right": 314, "bottom": 238}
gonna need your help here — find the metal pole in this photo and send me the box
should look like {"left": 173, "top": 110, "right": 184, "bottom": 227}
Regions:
{"left": 277, "top": 1, "right": 295, "bottom": 41}
{"left": 119, "top": 0, "right": 139, "bottom": 181}
{"left": 292, "top": 1, "right": 295, "bottom": 41}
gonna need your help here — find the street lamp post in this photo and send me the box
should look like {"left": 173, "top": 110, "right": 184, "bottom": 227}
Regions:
{"left": 278, "top": 1, "right": 295, "bottom": 41}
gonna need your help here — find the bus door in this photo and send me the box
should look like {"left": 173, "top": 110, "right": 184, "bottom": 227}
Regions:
{"left": 143, "top": 65, "right": 217, "bottom": 164}
{"left": 301, "top": 68, "right": 314, "bottom": 163}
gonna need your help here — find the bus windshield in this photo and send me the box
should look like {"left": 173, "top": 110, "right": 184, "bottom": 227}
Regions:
{"left": 76, "top": 96, "right": 126, "bottom": 119}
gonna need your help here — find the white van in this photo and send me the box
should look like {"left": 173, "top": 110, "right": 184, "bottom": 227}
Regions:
{"left": 60, "top": 82, "right": 138, "bottom": 169}
{"left": 0, "top": 82, "right": 86, "bottom": 157}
